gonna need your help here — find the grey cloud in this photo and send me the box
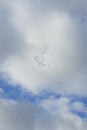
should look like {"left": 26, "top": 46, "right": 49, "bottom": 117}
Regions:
{"left": 0, "top": 99, "right": 57, "bottom": 130}
{"left": 0, "top": 98, "right": 86, "bottom": 130}
{"left": 0, "top": 100, "right": 37, "bottom": 130}
{"left": 0, "top": 2, "right": 28, "bottom": 64}
{"left": 0, "top": 0, "right": 87, "bottom": 95}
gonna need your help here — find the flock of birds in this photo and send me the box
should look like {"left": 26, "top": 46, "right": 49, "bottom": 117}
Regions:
{"left": 34, "top": 50, "right": 52, "bottom": 69}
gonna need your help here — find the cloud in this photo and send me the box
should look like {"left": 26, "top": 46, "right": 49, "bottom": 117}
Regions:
{"left": 0, "top": 0, "right": 87, "bottom": 95}
{"left": 0, "top": 100, "right": 36, "bottom": 130}
{"left": 0, "top": 1, "right": 87, "bottom": 129}
{"left": 0, "top": 98, "right": 86, "bottom": 130}
{"left": 41, "top": 97, "right": 87, "bottom": 130}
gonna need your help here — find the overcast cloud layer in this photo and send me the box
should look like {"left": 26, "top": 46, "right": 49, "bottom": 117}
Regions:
{"left": 0, "top": 98, "right": 86, "bottom": 130}
{"left": 0, "top": 0, "right": 87, "bottom": 95}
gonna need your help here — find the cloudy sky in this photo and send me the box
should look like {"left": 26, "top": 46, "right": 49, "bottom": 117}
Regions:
{"left": 0, "top": 0, "right": 87, "bottom": 130}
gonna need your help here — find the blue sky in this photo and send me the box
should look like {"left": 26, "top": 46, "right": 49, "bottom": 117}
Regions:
{"left": 0, "top": 0, "right": 87, "bottom": 130}
{"left": 0, "top": 77, "right": 87, "bottom": 120}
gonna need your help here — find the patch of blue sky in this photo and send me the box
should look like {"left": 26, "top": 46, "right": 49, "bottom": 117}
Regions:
{"left": 0, "top": 75, "right": 87, "bottom": 119}
{"left": 0, "top": 76, "right": 35, "bottom": 102}
{"left": 68, "top": 95, "right": 87, "bottom": 105}
{"left": 0, "top": 73, "right": 61, "bottom": 102}
{"left": 71, "top": 110, "right": 87, "bottom": 120}
{"left": 75, "top": 111, "right": 87, "bottom": 120}
{"left": 0, "top": 77, "right": 87, "bottom": 102}
{"left": 0, "top": 76, "right": 60, "bottom": 102}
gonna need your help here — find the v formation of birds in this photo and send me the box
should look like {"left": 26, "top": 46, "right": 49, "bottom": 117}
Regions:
{"left": 34, "top": 51, "right": 52, "bottom": 69}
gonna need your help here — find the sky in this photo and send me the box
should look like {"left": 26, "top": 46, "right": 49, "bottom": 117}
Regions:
{"left": 0, "top": 0, "right": 87, "bottom": 130}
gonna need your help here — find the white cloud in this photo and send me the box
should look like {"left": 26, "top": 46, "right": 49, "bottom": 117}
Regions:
{"left": 0, "top": 98, "right": 86, "bottom": 130}
{"left": 70, "top": 101, "right": 87, "bottom": 115}
{"left": 0, "top": 0, "right": 87, "bottom": 95}
{"left": 39, "top": 97, "right": 87, "bottom": 130}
